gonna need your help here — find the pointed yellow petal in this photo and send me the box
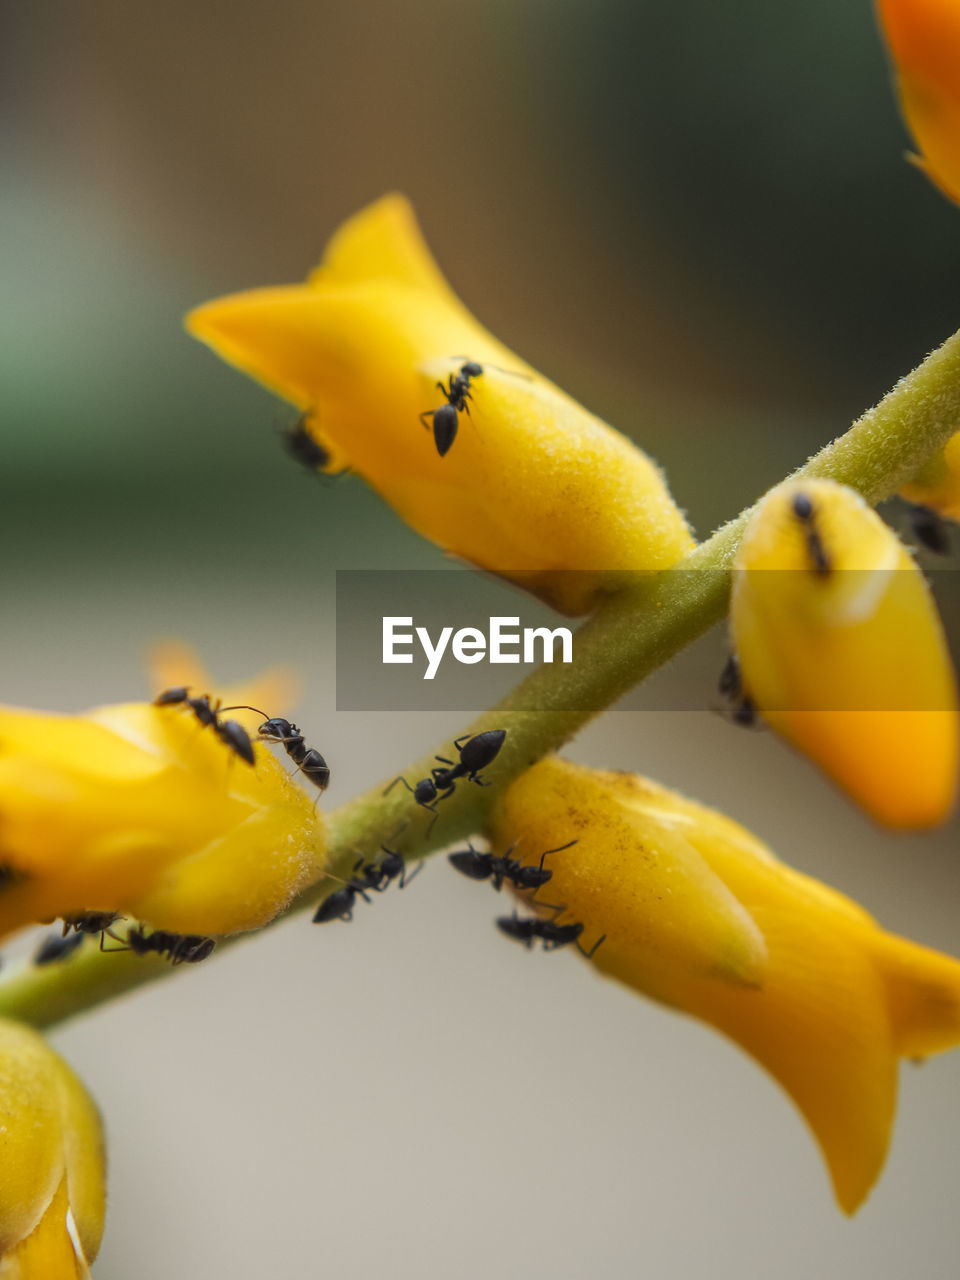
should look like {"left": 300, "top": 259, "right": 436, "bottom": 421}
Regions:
{"left": 144, "top": 640, "right": 300, "bottom": 731}
{"left": 309, "top": 192, "right": 461, "bottom": 305}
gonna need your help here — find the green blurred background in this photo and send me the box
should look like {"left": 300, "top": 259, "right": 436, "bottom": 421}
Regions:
{"left": 3, "top": 3, "right": 960, "bottom": 1277}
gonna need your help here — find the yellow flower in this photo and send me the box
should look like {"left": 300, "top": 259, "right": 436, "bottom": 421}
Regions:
{"left": 875, "top": 0, "right": 960, "bottom": 205}
{"left": 185, "top": 194, "right": 695, "bottom": 615}
{"left": 900, "top": 430, "right": 960, "bottom": 521}
{"left": 730, "top": 478, "right": 958, "bottom": 828}
{"left": 0, "top": 673, "right": 326, "bottom": 943}
{"left": 0, "top": 1018, "right": 105, "bottom": 1277}
{"left": 491, "top": 758, "right": 960, "bottom": 1213}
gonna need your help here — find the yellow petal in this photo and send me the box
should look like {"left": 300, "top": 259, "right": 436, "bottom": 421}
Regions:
{"left": 490, "top": 758, "right": 960, "bottom": 1211}
{"left": 187, "top": 196, "right": 695, "bottom": 615}
{"left": 309, "top": 191, "right": 462, "bottom": 303}
{"left": 0, "top": 1022, "right": 104, "bottom": 1273}
{"left": 490, "top": 759, "right": 769, "bottom": 989}
{"left": 901, "top": 429, "right": 960, "bottom": 521}
{"left": 0, "top": 695, "right": 326, "bottom": 941}
{"left": 731, "top": 479, "right": 959, "bottom": 828}
{"left": 0, "top": 1182, "right": 88, "bottom": 1280}
{"left": 876, "top": 0, "right": 960, "bottom": 203}
{"left": 0, "top": 1023, "right": 65, "bottom": 1255}
{"left": 145, "top": 639, "right": 300, "bottom": 733}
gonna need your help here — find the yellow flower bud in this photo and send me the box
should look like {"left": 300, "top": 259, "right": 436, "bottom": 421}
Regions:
{"left": 186, "top": 194, "right": 695, "bottom": 615}
{"left": 491, "top": 758, "right": 960, "bottom": 1212}
{"left": 0, "top": 692, "right": 326, "bottom": 943}
{"left": 900, "top": 429, "right": 960, "bottom": 521}
{"left": 730, "top": 478, "right": 959, "bottom": 828}
{"left": 0, "top": 1018, "right": 105, "bottom": 1277}
{"left": 875, "top": 0, "right": 960, "bottom": 205}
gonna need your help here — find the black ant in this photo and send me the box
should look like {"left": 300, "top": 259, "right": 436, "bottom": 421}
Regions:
{"left": 419, "top": 360, "right": 484, "bottom": 456}
{"left": 448, "top": 839, "right": 572, "bottom": 893}
{"left": 34, "top": 931, "right": 84, "bottom": 966}
{"left": 496, "top": 912, "right": 606, "bottom": 959}
{"left": 62, "top": 911, "right": 125, "bottom": 949}
{"left": 359, "top": 845, "right": 423, "bottom": 892}
{"left": 256, "top": 718, "right": 330, "bottom": 792}
{"left": 154, "top": 687, "right": 256, "bottom": 766}
{"left": 716, "top": 653, "right": 759, "bottom": 728}
{"left": 384, "top": 729, "right": 507, "bottom": 823}
{"left": 313, "top": 847, "right": 422, "bottom": 924}
{"left": 791, "top": 492, "right": 831, "bottom": 577}
{"left": 122, "top": 927, "right": 216, "bottom": 965}
{"left": 281, "top": 415, "right": 331, "bottom": 473}
{"left": 908, "top": 503, "right": 951, "bottom": 556}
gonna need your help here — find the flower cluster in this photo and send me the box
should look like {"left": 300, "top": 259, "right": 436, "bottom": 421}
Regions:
{"left": 6, "top": 39, "right": 960, "bottom": 1261}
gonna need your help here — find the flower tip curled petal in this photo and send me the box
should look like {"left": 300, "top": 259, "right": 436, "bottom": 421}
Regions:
{"left": 490, "top": 758, "right": 770, "bottom": 989}
{"left": 731, "top": 479, "right": 959, "bottom": 829}
{"left": 0, "top": 1020, "right": 105, "bottom": 1277}
{"left": 875, "top": 0, "right": 960, "bottom": 204}
{"left": 493, "top": 758, "right": 960, "bottom": 1213}
{"left": 187, "top": 195, "right": 695, "bottom": 615}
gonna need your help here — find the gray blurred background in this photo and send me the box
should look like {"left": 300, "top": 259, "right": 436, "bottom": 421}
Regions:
{"left": 3, "top": 2, "right": 960, "bottom": 1276}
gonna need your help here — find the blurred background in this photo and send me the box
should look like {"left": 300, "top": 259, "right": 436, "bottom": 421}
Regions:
{"left": 3, "top": 1, "right": 960, "bottom": 1276}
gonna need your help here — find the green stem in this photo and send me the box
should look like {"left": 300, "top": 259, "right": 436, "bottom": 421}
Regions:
{"left": 4, "top": 329, "right": 960, "bottom": 1030}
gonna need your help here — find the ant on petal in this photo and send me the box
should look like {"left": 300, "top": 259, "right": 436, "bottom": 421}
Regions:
{"left": 154, "top": 687, "right": 257, "bottom": 766}
{"left": 496, "top": 912, "right": 606, "bottom": 959}
{"left": 62, "top": 911, "right": 125, "bottom": 950}
{"left": 256, "top": 718, "right": 331, "bottom": 792}
{"left": 448, "top": 839, "right": 572, "bottom": 893}
{"left": 716, "top": 653, "right": 759, "bottom": 729}
{"left": 120, "top": 927, "right": 216, "bottom": 965}
{"left": 791, "top": 492, "right": 832, "bottom": 577}
{"left": 419, "top": 360, "right": 484, "bottom": 456}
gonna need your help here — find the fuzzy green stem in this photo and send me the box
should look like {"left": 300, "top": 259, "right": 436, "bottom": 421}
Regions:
{"left": 3, "top": 330, "right": 960, "bottom": 1029}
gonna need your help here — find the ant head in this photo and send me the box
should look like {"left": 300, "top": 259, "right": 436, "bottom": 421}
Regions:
{"left": 460, "top": 361, "right": 483, "bottom": 378}
{"left": 258, "top": 718, "right": 293, "bottom": 740}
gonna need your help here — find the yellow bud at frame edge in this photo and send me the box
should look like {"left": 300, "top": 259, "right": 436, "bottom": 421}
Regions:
{"left": 491, "top": 758, "right": 960, "bottom": 1212}
{"left": 0, "top": 1019, "right": 105, "bottom": 1277}
{"left": 731, "top": 479, "right": 958, "bottom": 829}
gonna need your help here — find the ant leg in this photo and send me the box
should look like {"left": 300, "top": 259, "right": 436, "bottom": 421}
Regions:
{"left": 434, "top": 755, "right": 454, "bottom": 766}
{"left": 577, "top": 933, "right": 607, "bottom": 960}
{"left": 452, "top": 734, "right": 473, "bottom": 752}
{"left": 383, "top": 776, "right": 414, "bottom": 798}
{"left": 419, "top": 411, "right": 434, "bottom": 430}
{"left": 399, "top": 860, "right": 424, "bottom": 890}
